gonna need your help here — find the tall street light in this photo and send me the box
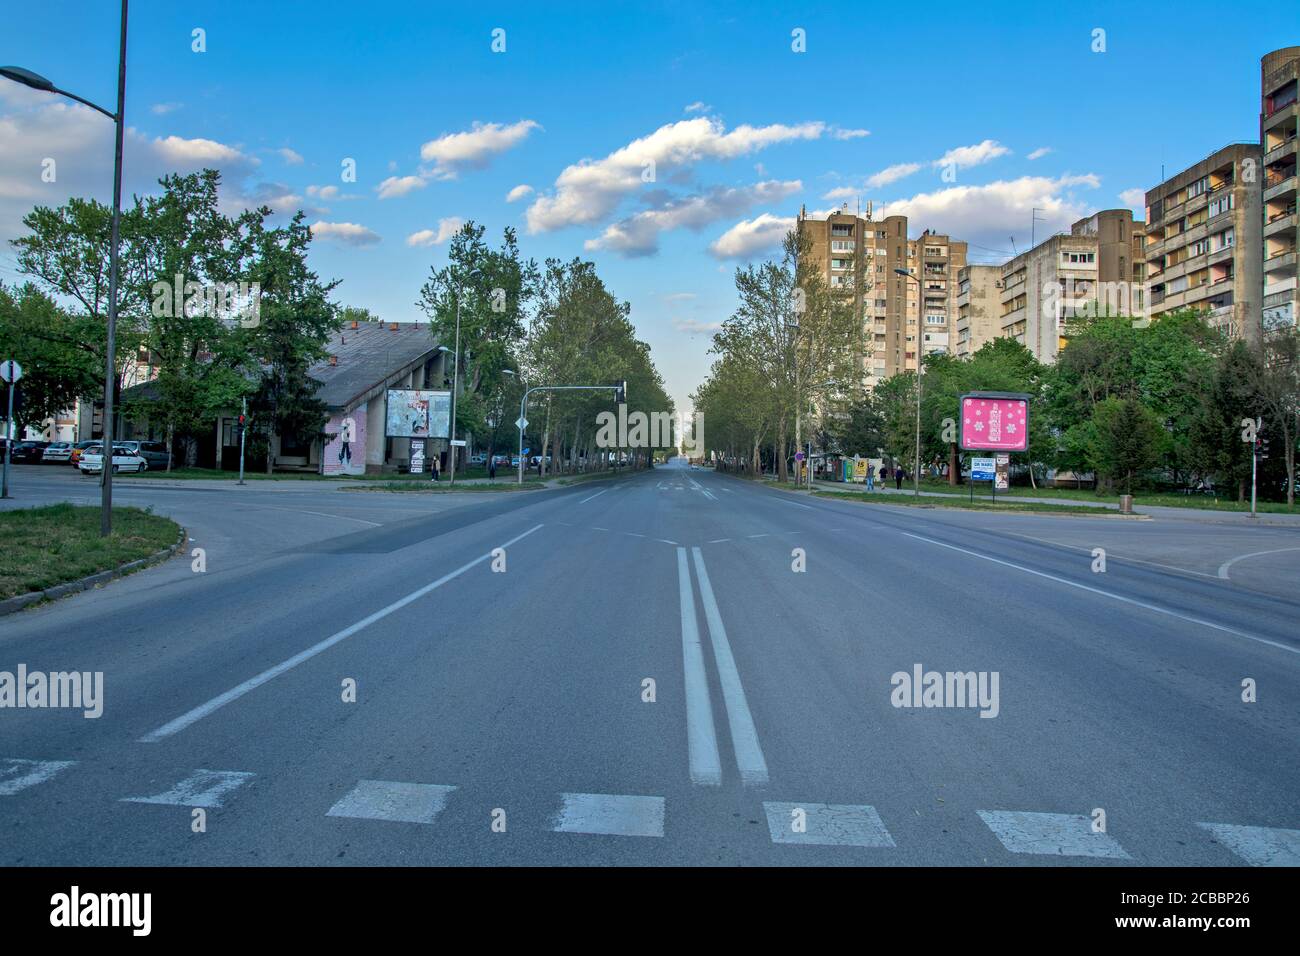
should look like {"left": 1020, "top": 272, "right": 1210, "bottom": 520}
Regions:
{"left": 445, "top": 267, "right": 482, "bottom": 487}
{"left": 2, "top": 0, "right": 130, "bottom": 537}
{"left": 894, "top": 268, "right": 923, "bottom": 498}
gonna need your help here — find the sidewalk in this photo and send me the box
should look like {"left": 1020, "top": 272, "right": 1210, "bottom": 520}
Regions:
{"left": 801, "top": 477, "right": 1300, "bottom": 528}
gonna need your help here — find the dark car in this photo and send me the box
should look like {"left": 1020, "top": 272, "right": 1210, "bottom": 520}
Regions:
{"left": 117, "top": 440, "right": 172, "bottom": 469}
{"left": 10, "top": 440, "right": 50, "bottom": 463}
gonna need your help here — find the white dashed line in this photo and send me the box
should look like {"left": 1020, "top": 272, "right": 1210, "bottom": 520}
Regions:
{"left": 978, "top": 810, "right": 1131, "bottom": 859}
{"left": 121, "top": 769, "right": 255, "bottom": 808}
{"left": 327, "top": 780, "right": 457, "bottom": 825}
{"left": 579, "top": 488, "right": 609, "bottom": 504}
{"left": 553, "top": 792, "right": 665, "bottom": 837}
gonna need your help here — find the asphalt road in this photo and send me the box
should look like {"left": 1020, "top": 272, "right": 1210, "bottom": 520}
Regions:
{"left": 1, "top": 459, "right": 1298, "bottom": 866}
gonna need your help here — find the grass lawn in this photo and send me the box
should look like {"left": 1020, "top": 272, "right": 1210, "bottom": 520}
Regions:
{"left": 809, "top": 489, "right": 1133, "bottom": 517}
{"left": 911, "top": 479, "right": 1298, "bottom": 514}
{"left": 0, "top": 504, "right": 181, "bottom": 600}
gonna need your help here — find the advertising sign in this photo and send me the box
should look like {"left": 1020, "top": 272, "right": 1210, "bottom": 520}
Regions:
{"left": 385, "top": 389, "right": 451, "bottom": 438}
{"left": 995, "top": 453, "right": 1010, "bottom": 490}
{"left": 410, "top": 439, "right": 425, "bottom": 474}
{"left": 853, "top": 458, "right": 869, "bottom": 483}
{"left": 971, "top": 457, "right": 995, "bottom": 482}
{"left": 959, "top": 392, "right": 1030, "bottom": 452}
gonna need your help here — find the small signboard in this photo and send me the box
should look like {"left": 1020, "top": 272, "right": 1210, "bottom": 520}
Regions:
{"left": 409, "top": 439, "right": 425, "bottom": 474}
{"left": 971, "top": 457, "right": 995, "bottom": 482}
{"left": 995, "top": 453, "right": 1010, "bottom": 490}
{"left": 450, "top": 439, "right": 466, "bottom": 447}
{"left": 960, "top": 392, "right": 1030, "bottom": 452}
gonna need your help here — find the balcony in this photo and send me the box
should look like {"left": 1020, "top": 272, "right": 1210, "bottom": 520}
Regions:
{"left": 1264, "top": 171, "right": 1297, "bottom": 202}
{"left": 1265, "top": 134, "right": 1298, "bottom": 166}
{"left": 1265, "top": 251, "right": 1297, "bottom": 275}
{"left": 1265, "top": 288, "right": 1298, "bottom": 310}
{"left": 1207, "top": 245, "right": 1235, "bottom": 266}
{"left": 1264, "top": 211, "right": 1298, "bottom": 239}
{"left": 1265, "top": 276, "right": 1298, "bottom": 298}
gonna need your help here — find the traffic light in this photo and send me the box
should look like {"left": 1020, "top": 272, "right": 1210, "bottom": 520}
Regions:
{"left": 1255, "top": 436, "right": 1270, "bottom": 460}
{"left": 615, "top": 380, "right": 627, "bottom": 404}
{"left": 236, "top": 413, "right": 246, "bottom": 439}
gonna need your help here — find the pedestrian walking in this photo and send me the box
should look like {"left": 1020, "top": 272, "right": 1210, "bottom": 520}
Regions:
{"left": 895, "top": 466, "right": 904, "bottom": 491}
{"left": 430, "top": 455, "right": 440, "bottom": 482}
{"left": 488, "top": 458, "right": 496, "bottom": 480}
{"left": 865, "top": 463, "right": 874, "bottom": 491}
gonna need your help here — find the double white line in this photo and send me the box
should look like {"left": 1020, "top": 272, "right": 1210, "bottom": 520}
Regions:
{"left": 676, "top": 546, "right": 768, "bottom": 786}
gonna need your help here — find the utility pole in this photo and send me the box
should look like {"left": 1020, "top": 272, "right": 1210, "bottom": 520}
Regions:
{"left": 238, "top": 398, "right": 247, "bottom": 485}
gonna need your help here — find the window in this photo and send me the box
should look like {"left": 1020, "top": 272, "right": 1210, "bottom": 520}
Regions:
{"left": 1062, "top": 251, "right": 1096, "bottom": 265}
{"left": 1211, "top": 228, "right": 1234, "bottom": 251}
{"left": 831, "top": 240, "right": 855, "bottom": 252}
{"left": 1185, "top": 177, "right": 1208, "bottom": 201}
{"left": 831, "top": 224, "right": 853, "bottom": 237}
{"left": 1209, "top": 193, "right": 1234, "bottom": 217}
{"left": 1188, "top": 239, "right": 1208, "bottom": 258}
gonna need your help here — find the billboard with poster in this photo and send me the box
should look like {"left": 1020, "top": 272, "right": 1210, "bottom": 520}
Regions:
{"left": 959, "top": 392, "right": 1030, "bottom": 452}
{"left": 385, "top": 389, "right": 451, "bottom": 438}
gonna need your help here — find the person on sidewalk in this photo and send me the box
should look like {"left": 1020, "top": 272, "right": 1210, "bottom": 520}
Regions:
{"left": 430, "top": 455, "right": 440, "bottom": 482}
{"left": 488, "top": 458, "right": 496, "bottom": 480}
{"left": 895, "top": 466, "right": 904, "bottom": 491}
{"left": 865, "top": 463, "right": 874, "bottom": 492}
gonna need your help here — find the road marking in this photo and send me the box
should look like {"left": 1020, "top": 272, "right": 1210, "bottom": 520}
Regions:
{"left": 579, "top": 488, "right": 608, "bottom": 504}
{"left": 691, "top": 547, "right": 769, "bottom": 786}
{"left": 902, "top": 531, "right": 1299, "bottom": 657}
{"left": 0, "top": 758, "right": 76, "bottom": 796}
{"left": 655, "top": 538, "right": 679, "bottom": 546}
{"left": 1217, "top": 546, "right": 1300, "bottom": 580}
{"left": 592, "top": 526, "right": 609, "bottom": 531}
{"left": 702, "top": 490, "right": 717, "bottom": 500}
{"left": 252, "top": 505, "right": 382, "bottom": 527}
{"left": 327, "top": 780, "right": 457, "bottom": 825}
{"left": 1000, "top": 531, "right": 1220, "bottom": 579}
{"left": 763, "top": 802, "right": 895, "bottom": 847}
{"left": 978, "top": 810, "right": 1131, "bottom": 859}
{"left": 1197, "top": 822, "right": 1300, "bottom": 866}
{"left": 552, "top": 792, "right": 664, "bottom": 837}
{"left": 121, "top": 769, "right": 254, "bottom": 808}
{"left": 781, "top": 499, "right": 814, "bottom": 510}
{"left": 624, "top": 532, "right": 646, "bottom": 538}
{"left": 747, "top": 533, "right": 769, "bottom": 539}
{"left": 139, "top": 524, "right": 545, "bottom": 742}
{"left": 708, "top": 538, "right": 731, "bottom": 544}
{"left": 676, "top": 547, "right": 722, "bottom": 786}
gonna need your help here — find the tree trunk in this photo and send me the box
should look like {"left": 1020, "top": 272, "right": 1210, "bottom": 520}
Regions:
{"left": 777, "top": 419, "right": 788, "bottom": 482}
{"left": 166, "top": 422, "right": 174, "bottom": 473}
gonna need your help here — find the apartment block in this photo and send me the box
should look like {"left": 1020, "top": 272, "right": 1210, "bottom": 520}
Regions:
{"left": 955, "top": 265, "right": 1003, "bottom": 357}
{"left": 998, "top": 209, "right": 1144, "bottom": 363}
{"left": 798, "top": 207, "right": 966, "bottom": 388}
{"left": 1262, "top": 46, "right": 1299, "bottom": 330}
{"left": 1144, "top": 143, "right": 1263, "bottom": 341}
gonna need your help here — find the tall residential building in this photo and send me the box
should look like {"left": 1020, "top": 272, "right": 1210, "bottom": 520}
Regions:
{"left": 998, "top": 209, "right": 1145, "bottom": 363}
{"left": 1262, "top": 47, "right": 1299, "bottom": 330}
{"left": 1144, "top": 143, "right": 1263, "bottom": 342}
{"left": 797, "top": 206, "right": 965, "bottom": 388}
{"left": 955, "top": 265, "right": 1003, "bottom": 357}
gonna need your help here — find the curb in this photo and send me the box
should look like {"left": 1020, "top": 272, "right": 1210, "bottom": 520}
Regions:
{"left": 0, "top": 525, "right": 187, "bottom": 618}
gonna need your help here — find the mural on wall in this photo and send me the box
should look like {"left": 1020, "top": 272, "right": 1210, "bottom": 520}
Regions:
{"left": 323, "top": 406, "right": 367, "bottom": 475}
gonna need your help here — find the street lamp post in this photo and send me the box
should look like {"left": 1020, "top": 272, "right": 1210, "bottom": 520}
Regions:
{"left": 2, "top": 0, "right": 130, "bottom": 536}
{"left": 895, "top": 268, "right": 923, "bottom": 498}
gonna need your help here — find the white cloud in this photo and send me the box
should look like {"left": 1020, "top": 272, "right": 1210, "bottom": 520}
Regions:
{"left": 1027, "top": 146, "right": 1052, "bottom": 161}
{"left": 310, "top": 221, "right": 381, "bottom": 246}
{"left": 585, "top": 179, "right": 802, "bottom": 258}
{"left": 831, "top": 127, "right": 870, "bottom": 140}
{"left": 1119, "top": 188, "right": 1146, "bottom": 209}
{"left": 875, "top": 174, "right": 1101, "bottom": 251}
{"left": 526, "top": 117, "right": 828, "bottom": 234}
{"left": 664, "top": 292, "right": 697, "bottom": 302}
{"left": 823, "top": 162, "right": 922, "bottom": 200}
{"left": 150, "top": 102, "right": 182, "bottom": 115}
{"left": 505, "top": 184, "right": 534, "bottom": 203}
{"left": 673, "top": 317, "right": 722, "bottom": 334}
{"left": 307, "top": 184, "right": 338, "bottom": 200}
{"left": 376, "top": 174, "right": 427, "bottom": 200}
{"left": 406, "top": 217, "right": 464, "bottom": 247}
{"left": 277, "top": 147, "right": 304, "bottom": 165}
{"left": 419, "top": 120, "right": 540, "bottom": 176}
{"left": 684, "top": 101, "right": 711, "bottom": 113}
{"left": 933, "top": 139, "right": 1011, "bottom": 170}
{"left": 708, "top": 212, "right": 796, "bottom": 260}
{"left": 152, "top": 135, "right": 258, "bottom": 168}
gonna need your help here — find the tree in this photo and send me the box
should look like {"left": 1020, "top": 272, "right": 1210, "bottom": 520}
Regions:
{"left": 0, "top": 282, "right": 102, "bottom": 434}
{"left": 1246, "top": 327, "right": 1300, "bottom": 506}
{"left": 1087, "top": 396, "right": 1166, "bottom": 494}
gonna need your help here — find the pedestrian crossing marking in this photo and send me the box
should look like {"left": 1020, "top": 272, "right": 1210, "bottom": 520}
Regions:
{"left": 552, "top": 792, "right": 665, "bottom": 837}
{"left": 120, "top": 769, "right": 255, "bottom": 808}
{"left": 978, "top": 810, "right": 1131, "bottom": 859}
{"left": 0, "top": 758, "right": 76, "bottom": 796}
{"left": 1198, "top": 822, "right": 1300, "bottom": 866}
{"left": 327, "top": 780, "right": 457, "bottom": 825}
{"left": 764, "top": 802, "right": 896, "bottom": 847}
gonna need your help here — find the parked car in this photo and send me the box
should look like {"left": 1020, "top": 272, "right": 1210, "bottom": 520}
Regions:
{"left": 491, "top": 454, "right": 512, "bottom": 468}
{"left": 41, "top": 441, "right": 73, "bottom": 463}
{"left": 116, "top": 440, "right": 171, "bottom": 469}
{"left": 10, "top": 440, "right": 50, "bottom": 463}
{"left": 468, "top": 453, "right": 488, "bottom": 466}
{"left": 69, "top": 440, "right": 100, "bottom": 466}
{"left": 78, "top": 444, "right": 147, "bottom": 475}
{"left": 510, "top": 456, "right": 521, "bottom": 467}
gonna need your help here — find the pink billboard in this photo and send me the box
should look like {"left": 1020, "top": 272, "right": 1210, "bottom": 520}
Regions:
{"left": 960, "top": 394, "right": 1029, "bottom": 452}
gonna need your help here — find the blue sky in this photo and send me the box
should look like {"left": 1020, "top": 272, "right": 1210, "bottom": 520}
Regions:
{"left": 1, "top": 1, "right": 1291, "bottom": 412}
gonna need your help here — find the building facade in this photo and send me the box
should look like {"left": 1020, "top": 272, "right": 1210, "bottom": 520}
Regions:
{"left": 1262, "top": 46, "right": 1299, "bottom": 331}
{"left": 955, "top": 265, "right": 1004, "bottom": 357}
{"left": 1144, "top": 143, "right": 1263, "bottom": 342}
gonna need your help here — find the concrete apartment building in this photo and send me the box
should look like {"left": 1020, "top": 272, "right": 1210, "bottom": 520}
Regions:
{"left": 1262, "top": 47, "right": 1299, "bottom": 331}
{"left": 955, "top": 265, "right": 1003, "bottom": 357}
{"left": 1144, "top": 143, "right": 1263, "bottom": 341}
{"left": 797, "top": 206, "right": 965, "bottom": 388}
{"left": 998, "top": 209, "right": 1145, "bottom": 363}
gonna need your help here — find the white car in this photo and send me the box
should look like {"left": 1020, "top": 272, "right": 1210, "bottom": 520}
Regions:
{"left": 41, "top": 442, "right": 73, "bottom": 463}
{"left": 78, "top": 444, "right": 147, "bottom": 475}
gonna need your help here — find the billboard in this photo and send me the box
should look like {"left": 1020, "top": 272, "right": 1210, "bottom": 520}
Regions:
{"left": 959, "top": 392, "right": 1030, "bottom": 452}
{"left": 385, "top": 389, "right": 451, "bottom": 438}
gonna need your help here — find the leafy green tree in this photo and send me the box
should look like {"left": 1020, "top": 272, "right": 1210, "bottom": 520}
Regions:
{"left": 1087, "top": 396, "right": 1166, "bottom": 494}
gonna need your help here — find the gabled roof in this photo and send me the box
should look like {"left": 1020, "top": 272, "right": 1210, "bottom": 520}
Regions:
{"left": 311, "top": 322, "right": 443, "bottom": 412}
